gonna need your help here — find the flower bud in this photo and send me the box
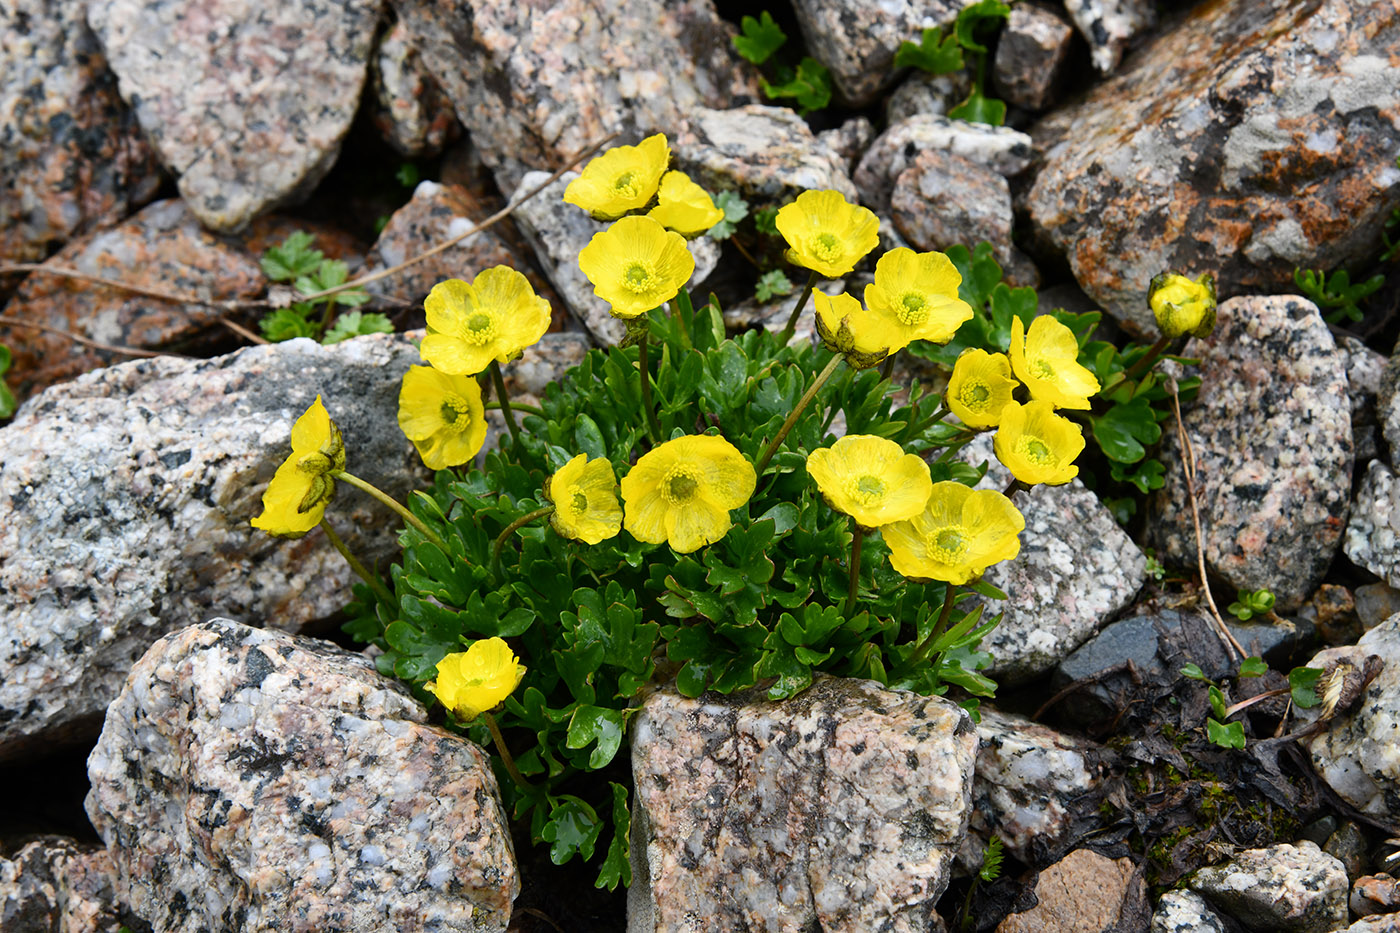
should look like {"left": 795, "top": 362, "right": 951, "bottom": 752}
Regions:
{"left": 1149, "top": 272, "right": 1217, "bottom": 339}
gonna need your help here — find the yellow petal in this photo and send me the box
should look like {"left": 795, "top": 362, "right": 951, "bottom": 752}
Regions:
{"left": 289, "top": 395, "right": 333, "bottom": 454}
{"left": 250, "top": 458, "right": 324, "bottom": 537}
{"left": 423, "top": 279, "right": 476, "bottom": 335}
{"left": 667, "top": 496, "right": 731, "bottom": 553}
{"left": 420, "top": 332, "right": 490, "bottom": 376}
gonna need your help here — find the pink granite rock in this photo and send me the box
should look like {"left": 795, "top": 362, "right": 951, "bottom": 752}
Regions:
{"left": 0, "top": 836, "right": 128, "bottom": 933}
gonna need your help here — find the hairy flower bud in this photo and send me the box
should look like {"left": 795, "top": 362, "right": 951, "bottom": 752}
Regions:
{"left": 1149, "top": 272, "right": 1217, "bottom": 339}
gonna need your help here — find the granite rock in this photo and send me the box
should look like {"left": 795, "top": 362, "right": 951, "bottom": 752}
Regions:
{"left": 0, "top": 334, "right": 426, "bottom": 761}
{"left": 856, "top": 115, "right": 1034, "bottom": 214}
{"left": 1062, "top": 0, "right": 1156, "bottom": 74}
{"left": 0, "top": 836, "right": 129, "bottom": 933}
{"left": 1348, "top": 461, "right": 1400, "bottom": 586}
{"left": 87, "top": 0, "right": 381, "bottom": 232}
{"left": 1150, "top": 890, "right": 1229, "bottom": 933}
{"left": 1324, "top": 821, "right": 1372, "bottom": 883}
{"left": 1341, "top": 335, "right": 1386, "bottom": 465}
{"left": 0, "top": 0, "right": 161, "bottom": 264}
{"left": 369, "top": 20, "right": 459, "bottom": 159}
{"left": 1026, "top": 0, "right": 1400, "bottom": 334}
{"left": 1373, "top": 341, "right": 1400, "bottom": 466}
{"left": 1352, "top": 873, "right": 1400, "bottom": 916}
{"left": 1300, "top": 583, "right": 1361, "bottom": 647}
{"left": 86, "top": 618, "right": 517, "bottom": 933}
{"left": 997, "top": 849, "right": 1141, "bottom": 933}
{"left": 1190, "top": 841, "right": 1348, "bottom": 933}
{"left": 886, "top": 71, "right": 973, "bottom": 124}
{"left": 1356, "top": 583, "right": 1400, "bottom": 630}
{"left": 1349, "top": 918, "right": 1400, "bottom": 933}
{"left": 815, "top": 117, "right": 876, "bottom": 177}
{"left": 629, "top": 676, "right": 977, "bottom": 933}
{"left": 992, "top": 2, "right": 1075, "bottom": 111}
{"left": 391, "top": 0, "right": 757, "bottom": 194}
{"left": 1151, "top": 295, "right": 1352, "bottom": 612}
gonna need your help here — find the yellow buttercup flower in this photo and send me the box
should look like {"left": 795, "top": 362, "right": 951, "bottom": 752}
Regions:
{"left": 1009, "top": 315, "right": 1099, "bottom": 410}
{"left": 420, "top": 267, "right": 551, "bottom": 376}
{"left": 883, "top": 481, "right": 1024, "bottom": 584}
{"left": 427, "top": 637, "right": 526, "bottom": 721}
{"left": 775, "top": 189, "right": 880, "bottom": 278}
{"left": 547, "top": 454, "right": 623, "bottom": 544}
{"left": 946, "top": 348, "right": 1018, "bottom": 429}
{"left": 806, "top": 435, "right": 933, "bottom": 528}
{"left": 863, "top": 248, "right": 975, "bottom": 351}
{"left": 577, "top": 215, "right": 695, "bottom": 319}
{"left": 397, "top": 366, "right": 487, "bottom": 470}
{"left": 812, "top": 289, "right": 891, "bottom": 368}
{"left": 620, "top": 434, "right": 756, "bottom": 553}
{"left": 1149, "top": 271, "right": 1217, "bottom": 339}
{"left": 250, "top": 395, "right": 345, "bottom": 538}
{"left": 563, "top": 133, "right": 671, "bottom": 221}
{"left": 648, "top": 171, "right": 724, "bottom": 237}
{"left": 993, "top": 400, "right": 1085, "bottom": 486}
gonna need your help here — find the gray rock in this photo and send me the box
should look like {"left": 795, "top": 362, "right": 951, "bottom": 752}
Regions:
{"left": 1025, "top": 0, "right": 1400, "bottom": 334}
{"left": 1151, "top": 295, "right": 1352, "bottom": 612}
{"left": 1345, "top": 461, "right": 1400, "bottom": 588}
{"left": 88, "top": 0, "right": 382, "bottom": 232}
{"left": 391, "top": 0, "right": 756, "bottom": 194}
{"left": 815, "top": 116, "right": 876, "bottom": 177}
{"left": 0, "top": 0, "right": 161, "bottom": 264}
{"left": 1190, "top": 841, "right": 1348, "bottom": 933}
{"left": 886, "top": 71, "right": 973, "bottom": 124}
{"left": 1063, "top": 0, "right": 1156, "bottom": 74}
{"left": 1342, "top": 335, "right": 1385, "bottom": 464}
{"left": 86, "top": 618, "right": 517, "bottom": 933}
{"left": 369, "top": 21, "right": 459, "bottom": 159}
{"left": 1324, "top": 821, "right": 1372, "bottom": 883}
{"left": 1356, "top": 582, "right": 1400, "bottom": 630}
{"left": 510, "top": 171, "right": 719, "bottom": 346}
{"left": 992, "top": 2, "right": 1075, "bottom": 111}
{"left": 1299, "top": 614, "right": 1400, "bottom": 822}
{"left": 0, "top": 836, "right": 128, "bottom": 933}
{"left": 629, "top": 676, "right": 977, "bottom": 933}
{"left": 855, "top": 115, "right": 1034, "bottom": 214}
{"left": 0, "top": 334, "right": 427, "bottom": 761}
{"left": 998, "top": 849, "right": 1141, "bottom": 933}
{"left": 1348, "top": 917, "right": 1400, "bottom": 933}
{"left": 1151, "top": 890, "right": 1229, "bottom": 933}
{"left": 1374, "top": 342, "right": 1400, "bottom": 465}
{"left": 1351, "top": 873, "right": 1400, "bottom": 916}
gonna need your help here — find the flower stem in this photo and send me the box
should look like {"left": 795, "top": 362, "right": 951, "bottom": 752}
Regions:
{"left": 776, "top": 270, "right": 820, "bottom": 345}
{"left": 482, "top": 712, "right": 533, "bottom": 789}
{"left": 910, "top": 584, "right": 959, "bottom": 667}
{"left": 319, "top": 518, "right": 395, "bottom": 609}
{"left": 1121, "top": 335, "right": 1171, "bottom": 384}
{"left": 489, "top": 361, "right": 522, "bottom": 451}
{"left": 880, "top": 354, "right": 896, "bottom": 381}
{"left": 754, "top": 353, "right": 844, "bottom": 475}
{"left": 638, "top": 330, "right": 663, "bottom": 443}
{"left": 485, "top": 399, "right": 544, "bottom": 417}
{"left": 333, "top": 470, "right": 448, "bottom": 551}
{"left": 844, "top": 523, "right": 864, "bottom": 618}
{"left": 670, "top": 296, "right": 693, "bottom": 352}
{"left": 1002, "top": 477, "right": 1026, "bottom": 498}
{"left": 491, "top": 505, "right": 554, "bottom": 581}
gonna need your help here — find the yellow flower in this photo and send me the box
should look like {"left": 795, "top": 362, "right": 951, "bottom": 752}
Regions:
{"left": 806, "top": 435, "right": 933, "bottom": 528}
{"left": 648, "top": 171, "right": 724, "bottom": 237}
{"left": 993, "top": 400, "right": 1085, "bottom": 486}
{"left": 250, "top": 395, "right": 345, "bottom": 538}
{"left": 427, "top": 637, "right": 526, "bottom": 721}
{"left": 547, "top": 454, "right": 623, "bottom": 544}
{"left": 812, "top": 289, "right": 891, "bottom": 368}
{"left": 1009, "top": 315, "right": 1099, "bottom": 410}
{"left": 1149, "top": 271, "right": 1217, "bottom": 339}
{"left": 946, "top": 348, "right": 1019, "bottom": 429}
{"left": 420, "top": 267, "right": 552, "bottom": 376}
{"left": 577, "top": 215, "right": 695, "bottom": 319}
{"left": 397, "top": 366, "right": 487, "bottom": 470}
{"left": 883, "top": 481, "right": 1024, "bottom": 584}
{"left": 863, "top": 248, "right": 975, "bottom": 350}
{"left": 620, "top": 434, "right": 756, "bottom": 553}
{"left": 563, "top": 133, "right": 671, "bottom": 221}
{"left": 775, "top": 189, "right": 880, "bottom": 278}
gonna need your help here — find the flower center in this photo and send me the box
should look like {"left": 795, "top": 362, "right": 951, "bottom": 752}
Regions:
{"left": 929, "top": 526, "right": 969, "bottom": 564}
{"left": 897, "top": 292, "right": 929, "bottom": 326}
{"left": 1018, "top": 436, "right": 1053, "bottom": 465}
{"left": 959, "top": 381, "right": 991, "bottom": 411}
{"left": 663, "top": 466, "right": 701, "bottom": 504}
{"left": 461, "top": 311, "right": 497, "bottom": 346}
{"left": 811, "top": 232, "right": 843, "bottom": 263}
{"left": 846, "top": 473, "right": 887, "bottom": 506}
{"left": 623, "top": 261, "right": 657, "bottom": 294}
{"left": 613, "top": 171, "right": 641, "bottom": 199}
{"left": 1031, "top": 358, "right": 1054, "bottom": 380}
{"left": 568, "top": 486, "right": 590, "bottom": 516}
{"left": 439, "top": 396, "right": 473, "bottom": 434}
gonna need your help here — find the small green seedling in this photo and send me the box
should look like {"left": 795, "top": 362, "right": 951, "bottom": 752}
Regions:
{"left": 259, "top": 232, "right": 387, "bottom": 344}
{"left": 1228, "top": 587, "right": 1275, "bottom": 621}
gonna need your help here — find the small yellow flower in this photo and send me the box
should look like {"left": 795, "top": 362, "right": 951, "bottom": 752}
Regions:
{"left": 397, "top": 366, "right": 487, "bottom": 470}
{"left": 946, "top": 348, "right": 1019, "bottom": 429}
{"left": 775, "top": 189, "right": 880, "bottom": 278}
{"left": 812, "top": 289, "right": 891, "bottom": 368}
{"left": 250, "top": 395, "right": 345, "bottom": 538}
{"left": 806, "top": 435, "right": 933, "bottom": 528}
{"left": 427, "top": 637, "right": 526, "bottom": 721}
{"left": 1149, "top": 271, "right": 1217, "bottom": 339}
{"left": 648, "top": 171, "right": 724, "bottom": 237}
{"left": 1009, "top": 315, "right": 1099, "bottom": 410}
{"left": 420, "top": 267, "right": 552, "bottom": 376}
{"left": 620, "top": 434, "right": 756, "bottom": 553}
{"left": 993, "top": 400, "right": 1085, "bottom": 486}
{"left": 863, "top": 248, "right": 975, "bottom": 350}
{"left": 883, "top": 481, "right": 1025, "bottom": 584}
{"left": 563, "top": 133, "right": 671, "bottom": 221}
{"left": 547, "top": 454, "right": 623, "bottom": 544}
{"left": 577, "top": 215, "right": 695, "bottom": 319}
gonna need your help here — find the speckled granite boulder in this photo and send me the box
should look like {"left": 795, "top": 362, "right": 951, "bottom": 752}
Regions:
{"left": 1190, "top": 842, "right": 1348, "bottom": 933}
{"left": 87, "top": 0, "right": 382, "bottom": 232}
{"left": 1151, "top": 890, "right": 1229, "bottom": 933}
{"left": 0, "top": 836, "right": 129, "bottom": 933}
{"left": 510, "top": 171, "right": 718, "bottom": 346}
{"left": 369, "top": 20, "right": 459, "bottom": 159}
{"left": 1026, "top": 0, "right": 1400, "bottom": 334}
{"left": 992, "top": 2, "right": 1075, "bottom": 111}
{"left": 0, "top": 0, "right": 161, "bottom": 264}
{"left": 1063, "top": 0, "right": 1156, "bottom": 74}
{"left": 390, "top": 0, "right": 756, "bottom": 194}
{"left": 1150, "top": 295, "right": 1351, "bottom": 611}
{"left": 1349, "top": 918, "right": 1400, "bottom": 933}
{"left": 0, "top": 334, "right": 425, "bottom": 761}
{"left": 855, "top": 115, "right": 1034, "bottom": 213}
{"left": 1346, "top": 461, "right": 1400, "bottom": 586}
{"left": 86, "top": 619, "right": 517, "bottom": 933}
{"left": 816, "top": 117, "right": 876, "bottom": 177}
{"left": 629, "top": 676, "right": 977, "bottom": 933}
{"left": 1298, "top": 615, "right": 1400, "bottom": 821}
{"left": 997, "top": 849, "right": 1141, "bottom": 933}
{"left": 1341, "top": 335, "right": 1386, "bottom": 465}
{"left": 886, "top": 71, "right": 973, "bottom": 124}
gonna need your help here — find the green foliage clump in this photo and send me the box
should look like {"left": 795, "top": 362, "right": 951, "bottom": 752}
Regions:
{"left": 259, "top": 232, "right": 389, "bottom": 344}
{"left": 0, "top": 344, "right": 15, "bottom": 420}
{"left": 895, "top": 0, "right": 1011, "bottom": 125}
{"left": 731, "top": 10, "right": 833, "bottom": 113}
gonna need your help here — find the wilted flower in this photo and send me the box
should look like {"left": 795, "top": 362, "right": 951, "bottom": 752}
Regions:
{"left": 1009, "top": 315, "right": 1099, "bottom": 410}
{"left": 806, "top": 435, "right": 932, "bottom": 528}
{"left": 993, "top": 400, "right": 1085, "bottom": 486}
{"left": 577, "top": 215, "right": 695, "bottom": 319}
{"left": 946, "top": 348, "right": 1018, "bottom": 429}
{"left": 427, "top": 637, "right": 526, "bottom": 721}
{"left": 620, "top": 434, "right": 756, "bottom": 553}
{"left": 648, "top": 171, "right": 724, "bottom": 237}
{"left": 397, "top": 366, "right": 487, "bottom": 470}
{"left": 547, "top": 454, "right": 623, "bottom": 544}
{"left": 1149, "top": 271, "right": 1217, "bottom": 339}
{"left": 863, "top": 248, "right": 975, "bottom": 350}
{"left": 812, "top": 289, "right": 890, "bottom": 368}
{"left": 775, "top": 189, "right": 880, "bottom": 278}
{"left": 420, "top": 267, "right": 551, "bottom": 376}
{"left": 883, "top": 481, "right": 1025, "bottom": 584}
{"left": 250, "top": 395, "right": 344, "bottom": 538}
{"left": 563, "top": 134, "right": 670, "bottom": 221}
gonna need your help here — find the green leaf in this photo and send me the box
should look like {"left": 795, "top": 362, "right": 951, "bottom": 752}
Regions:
{"left": 948, "top": 89, "right": 1007, "bottom": 126}
{"left": 733, "top": 11, "right": 787, "bottom": 65}
{"left": 596, "top": 783, "right": 632, "bottom": 890}
{"left": 260, "top": 231, "right": 322, "bottom": 282}
{"left": 753, "top": 206, "right": 780, "bottom": 237}
{"left": 259, "top": 306, "right": 319, "bottom": 342}
{"left": 566, "top": 705, "right": 626, "bottom": 769}
{"left": 0, "top": 344, "right": 13, "bottom": 419}
{"left": 1206, "top": 718, "right": 1246, "bottom": 749}
{"left": 541, "top": 795, "right": 603, "bottom": 864}
{"left": 1208, "top": 685, "right": 1228, "bottom": 720}
{"left": 322, "top": 311, "right": 394, "bottom": 345}
{"left": 755, "top": 269, "right": 794, "bottom": 302}
{"left": 761, "top": 57, "right": 833, "bottom": 113}
{"left": 396, "top": 163, "right": 420, "bottom": 188}
{"left": 954, "top": 0, "right": 1011, "bottom": 54}
{"left": 573, "top": 413, "right": 608, "bottom": 459}
{"left": 1289, "top": 666, "right": 1322, "bottom": 708}
{"left": 1180, "top": 663, "right": 1208, "bottom": 682}
{"left": 894, "top": 26, "right": 964, "bottom": 74}
{"left": 1239, "top": 656, "right": 1268, "bottom": 678}
{"left": 1108, "top": 457, "right": 1166, "bottom": 494}
{"left": 1092, "top": 396, "right": 1162, "bottom": 464}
